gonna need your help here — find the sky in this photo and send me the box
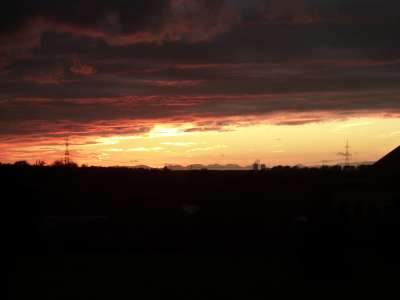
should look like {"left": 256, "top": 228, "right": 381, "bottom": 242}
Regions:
{"left": 1, "top": 0, "right": 400, "bottom": 167}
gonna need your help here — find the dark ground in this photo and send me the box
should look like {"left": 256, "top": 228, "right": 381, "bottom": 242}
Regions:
{"left": 3, "top": 164, "right": 400, "bottom": 299}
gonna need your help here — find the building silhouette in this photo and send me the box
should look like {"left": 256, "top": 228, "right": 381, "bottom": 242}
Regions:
{"left": 252, "top": 160, "right": 260, "bottom": 171}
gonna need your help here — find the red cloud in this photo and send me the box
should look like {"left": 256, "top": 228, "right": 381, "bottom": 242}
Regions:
{"left": 142, "top": 79, "right": 203, "bottom": 87}
{"left": 23, "top": 69, "right": 64, "bottom": 85}
{"left": 70, "top": 57, "right": 97, "bottom": 76}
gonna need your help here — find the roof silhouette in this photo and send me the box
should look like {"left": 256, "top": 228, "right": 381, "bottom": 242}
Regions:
{"left": 374, "top": 145, "right": 400, "bottom": 170}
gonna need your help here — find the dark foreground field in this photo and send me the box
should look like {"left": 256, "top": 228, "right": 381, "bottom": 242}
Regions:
{"left": 3, "top": 164, "right": 400, "bottom": 298}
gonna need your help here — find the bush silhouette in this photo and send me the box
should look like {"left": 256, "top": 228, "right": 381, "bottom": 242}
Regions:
{"left": 14, "top": 160, "right": 30, "bottom": 167}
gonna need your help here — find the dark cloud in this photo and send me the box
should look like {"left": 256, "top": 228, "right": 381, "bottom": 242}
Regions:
{"left": 237, "top": 0, "right": 400, "bottom": 24}
{"left": 1, "top": 0, "right": 400, "bottom": 142}
{"left": 1, "top": 1, "right": 399, "bottom": 66}
{"left": 0, "top": 0, "right": 237, "bottom": 66}
{"left": 0, "top": 1, "right": 169, "bottom": 34}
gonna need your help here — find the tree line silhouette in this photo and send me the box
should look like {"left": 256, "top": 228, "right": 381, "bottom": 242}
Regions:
{"left": 3, "top": 161, "right": 399, "bottom": 298}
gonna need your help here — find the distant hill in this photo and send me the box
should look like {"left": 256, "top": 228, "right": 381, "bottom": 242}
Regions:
{"left": 165, "top": 164, "right": 252, "bottom": 171}
{"left": 130, "top": 165, "right": 153, "bottom": 169}
{"left": 374, "top": 145, "right": 400, "bottom": 171}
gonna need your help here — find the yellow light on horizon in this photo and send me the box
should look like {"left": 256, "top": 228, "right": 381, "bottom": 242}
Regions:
{"left": 1, "top": 116, "right": 400, "bottom": 167}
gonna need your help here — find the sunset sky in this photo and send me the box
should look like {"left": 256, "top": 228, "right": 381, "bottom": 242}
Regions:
{"left": 1, "top": 0, "right": 400, "bottom": 167}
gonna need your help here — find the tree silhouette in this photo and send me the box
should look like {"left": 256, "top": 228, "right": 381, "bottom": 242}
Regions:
{"left": 14, "top": 160, "right": 30, "bottom": 167}
{"left": 52, "top": 159, "right": 78, "bottom": 168}
{"left": 34, "top": 160, "right": 46, "bottom": 166}
{"left": 52, "top": 160, "right": 64, "bottom": 167}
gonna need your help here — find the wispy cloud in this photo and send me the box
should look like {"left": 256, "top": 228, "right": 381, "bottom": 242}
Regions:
{"left": 332, "top": 121, "right": 373, "bottom": 133}
{"left": 187, "top": 145, "right": 227, "bottom": 152}
{"left": 105, "top": 148, "right": 124, "bottom": 152}
{"left": 23, "top": 69, "right": 64, "bottom": 85}
{"left": 389, "top": 131, "right": 400, "bottom": 137}
{"left": 161, "top": 142, "right": 196, "bottom": 147}
{"left": 127, "top": 147, "right": 164, "bottom": 152}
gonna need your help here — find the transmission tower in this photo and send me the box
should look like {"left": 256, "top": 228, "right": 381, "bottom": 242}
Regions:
{"left": 343, "top": 139, "right": 352, "bottom": 166}
{"left": 64, "top": 137, "right": 70, "bottom": 165}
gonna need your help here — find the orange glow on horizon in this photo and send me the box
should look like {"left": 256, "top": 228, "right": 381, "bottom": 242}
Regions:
{"left": 1, "top": 116, "right": 400, "bottom": 168}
